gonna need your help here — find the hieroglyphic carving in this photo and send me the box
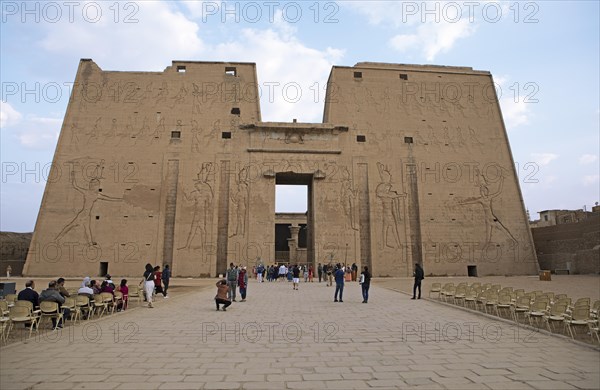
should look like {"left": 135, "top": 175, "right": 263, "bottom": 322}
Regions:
{"left": 55, "top": 160, "right": 122, "bottom": 246}
{"left": 340, "top": 167, "right": 358, "bottom": 231}
{"left": 457, "top": 168, "right": 517, "bottom": 254}
{"left": 173, "top": 83, "right": 188, "bottom": 105}
{"left": 376, "top": 163, "right": 406, "bottom": 249}
{"left": 229, "top": 167, "right": 249, "bottom": 238}
{"left": 191, "top": 120, "right": 202, "bottom": 152}
{"left": 178, "top": 163, "right": 214, "bottom": 250}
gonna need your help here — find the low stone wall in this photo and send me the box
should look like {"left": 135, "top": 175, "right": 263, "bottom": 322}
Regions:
{"left": 533, "top": 214, "right": 600, "bottom": 274}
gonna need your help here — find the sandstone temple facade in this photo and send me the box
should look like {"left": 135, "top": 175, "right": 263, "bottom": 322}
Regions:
{"left": 23, "top": 59, "right": 538, "bottom": 277}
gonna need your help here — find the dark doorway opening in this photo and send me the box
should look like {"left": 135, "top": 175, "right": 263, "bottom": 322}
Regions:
{"left": 99, "top": 262, "right": 108, "bottom": 277}
{"left": 275, "top": 173, "right": 313, "bottom": 265}
{"left": 467, "top": 265, "right": 478, "bottom": 277}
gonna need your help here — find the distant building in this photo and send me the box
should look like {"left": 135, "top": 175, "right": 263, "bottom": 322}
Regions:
{"left": 530, "top": 208, "right": 596, "bottom": 228}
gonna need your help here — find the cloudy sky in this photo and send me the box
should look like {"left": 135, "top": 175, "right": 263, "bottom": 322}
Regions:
{"left": 1, "top": 1, "right": 599, "bottom": 232}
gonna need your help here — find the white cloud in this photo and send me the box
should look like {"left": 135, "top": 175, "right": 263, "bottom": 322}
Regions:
{"left": 0, "top": 102, "right": 23, "bottom": 128}
{"left": 501, "top": 99, "right": 530, "bottom": 129}
{"left": 531, "top": 153, "right": 558, "bottom": 166}
{"left": 495, "top": 75, "right": 533, "bottom": 130}
{"left": 15, "top": 116, "right": 62, "bottom": 149}
{"left": 39, "top": 1, "right": 204, "bottom": 71}
{"left": 579, "top": 154, "right": 598, "bottom": 165}
{"left": 583, "top": 175, "right": 599, "bottom": 186}
{"left": 209, "top": 21, "right": 345, "bottom": 122}
{"left": 390, "top": 19, "right": 476, "bottom": 61}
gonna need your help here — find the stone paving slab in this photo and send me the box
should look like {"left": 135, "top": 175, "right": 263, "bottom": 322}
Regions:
{"left": 1, "top": 279, "right": 599, "bottom": 389}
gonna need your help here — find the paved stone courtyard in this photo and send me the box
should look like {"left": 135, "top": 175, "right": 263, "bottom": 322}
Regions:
{"left": 1, "top": 279, "right": 599, "bottom": 389}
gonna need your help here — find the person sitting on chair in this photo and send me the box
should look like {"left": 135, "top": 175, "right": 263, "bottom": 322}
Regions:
{"left": 39, "top": 281, "right": 70, "bottom": 329}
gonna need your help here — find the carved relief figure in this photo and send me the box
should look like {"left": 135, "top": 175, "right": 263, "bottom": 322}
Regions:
{"left": 150, "top": 117, "right": 165, "bottom": 143}
{"left": 156, "top": 82, "right": 169, "bottom": 105}
{"left": 192, "top": 83, "right": 202, "bottom": 114}
{"left": 376, "top": 163, "right": 406, "bottom": 249}
{"left": 69, "top": 122, "right": 79, "bottom": 145}
{"left": 457, "top": 168, "right": 517, "bottom": 253}
{"left": 178, "top": 163, "right": 214, "bottom": 250}
{"left": 87, "top": 117, "right": 101, "bottom": 144}
{"left": 340, "top": 167, "right": 358, "bottom": 231}
{"left": 229, "top": 167, "right": 249, "bottom": 238}
{"left": 55, "top": 165, "right": 122, "bottom": 246}
{"left": 173, "top": 83, "right": 188, "bottom": 105}
{"left": 191, "top": 120, "right": 202, "bottom": 152}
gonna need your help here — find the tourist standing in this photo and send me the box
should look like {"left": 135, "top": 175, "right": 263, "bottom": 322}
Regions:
{"left": 308, "top": 265, "right": 314, "bottom": 282}
{"left": 317, "top": 263, "right": 323, "bottom": 282}
{"left": 154, "top": 266, "right": 163, "bottom": 297}
{"left": 351, "top": 263, "right": 358, "bottom": 281}
{"left": 6, "top": 265, "right": 12, "bottom": 278}
{"left": 142, "top": 263, "right": 155, "bottom": 308}
{"left": 412, "top": 263, "right": 424, "bottom": 299}
{"left": 360, "top": 266, "right": 371, "bottom": 303}
{"left": 292, "top": 264, "right": 300, "bottom": 290}
{"left": 226, "top": 263, "right": 238, "bottom": 301}
{"left": 303, "top": 265, "right": 309, "bottom": 282}
{"left": 162, "top": 264, "right": 171, "bottom": 298}
{"left": 256, "top": 264, "right": 264, "bottom": 283}
{"left": 327, "top": 263, "right": 334, "bottom": 287}
{"left": 334, "top": 264, "right": 345, "bottom": 302}
{"left": 238, "top": 267, "right": 248, "bottom": 302}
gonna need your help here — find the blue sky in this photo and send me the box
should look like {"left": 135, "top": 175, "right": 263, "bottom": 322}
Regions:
{"left": 1, "top": 1, "right": 599, "bottom": 232}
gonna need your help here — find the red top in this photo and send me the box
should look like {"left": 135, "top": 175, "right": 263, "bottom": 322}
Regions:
{"left": 154, "top": 271, "right": 162, "bottom": 287}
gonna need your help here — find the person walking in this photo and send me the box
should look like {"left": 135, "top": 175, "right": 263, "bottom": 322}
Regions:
{"left": 317, "top": 263, "right": 323, "bottom": 282}
{"left": 238, "top": 267, "right": 248, "bottom": 302}
{"left": 142, "top": 263, "right": 155, "bottom": 308}
{"left": 334, "top": 264, "right": 345, "bottom": 302}
{"left": 303, "top": 265, "right": 309, "bottom": 283}
{"left": 412, "top": 263, "right": 424, "bottom": 299}
{"left": 226, "top": 263, "right": 238, "bottom": 301}
{"left": 162, "top": 264, "right": 171, "bottom": 298}
{"left": 360, "top": 266, "right": 371, "bottom": 303}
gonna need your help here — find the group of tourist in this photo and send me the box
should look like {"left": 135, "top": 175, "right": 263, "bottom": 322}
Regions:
{"left": 213, "top": 261, "right": 376, "bottom": 310}
{"left": 14, "top": 275, "right": 124, "bottom": 329}
{"left": 141, "top": 264, "right": 171, "bottom": 308}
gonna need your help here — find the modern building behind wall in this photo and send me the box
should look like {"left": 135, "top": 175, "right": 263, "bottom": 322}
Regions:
{"left": 23, "top": 60, "right": 539, "bottom": 277}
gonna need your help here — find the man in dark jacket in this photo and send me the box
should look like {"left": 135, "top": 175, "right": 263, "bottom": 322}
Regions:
{"left": 39, "top": 281, "right": 70, "bottom": 328}
{"left": 162, "top": 264, "right": 171, "bottom": 298}
{"left": 17, "top": 280, "right": 39, "bottom": 308}
{"left": 334, "top": 264, "right": 345, "bottom": 302}
{"left": 412, "top": 263, "right": 425, "bottom": 299}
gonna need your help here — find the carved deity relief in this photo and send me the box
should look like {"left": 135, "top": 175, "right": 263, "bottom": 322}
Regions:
{"left": 456, "top": 167, "right": 517, "bottom": 256}
{"left": 173, "top": 83, "right": 188, "bottom": 105}
{"left": 150, "top": 117, "right": 165, "bottom": 144}
{"left": 156, "top": 82, "right": 169, "bottom": 105}
{"left": 192, "top": 83, "right": 203, "bottom": 114}
{"left": 178, "top": 163, "right": 214, "bottom": 250}
{"left": 229, "top": 167, "right": 249, "bottom": 238}
{"left": 191, "top": 120, "right": 202, "bottom": 153}
{"left": 55, "top": 159, "right": 122, "bottom": 246}
{"left": 69, "top": 122, "right": 80, "bottom": 146}
{"left": 340, "top": 167, "right": 358, "bottom": 231}
{"left": 86, "top": 117, "right": 101, "bottom": 144}
{"left": 375, "top": 163, "right": 407, "bottom": 249}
